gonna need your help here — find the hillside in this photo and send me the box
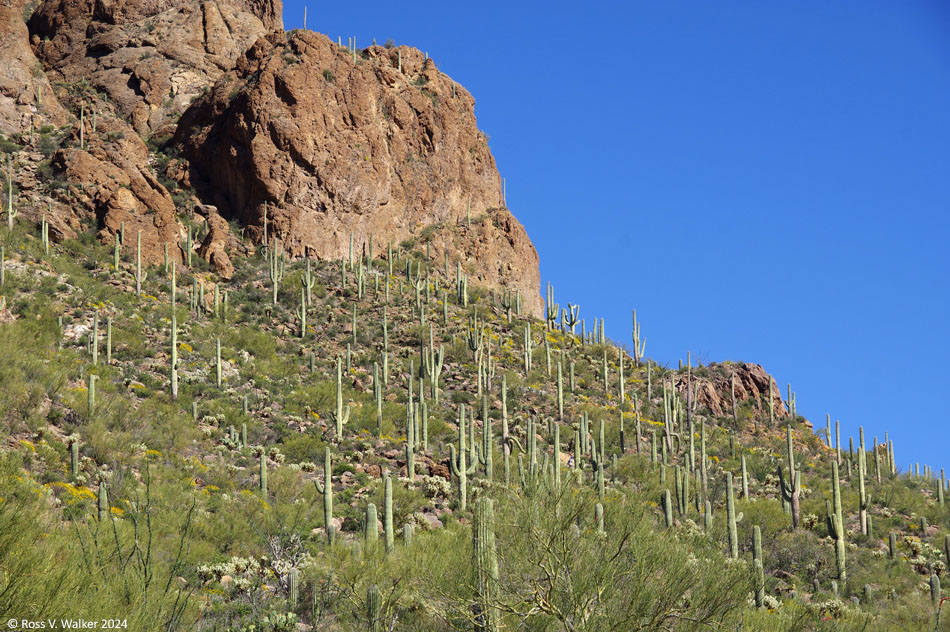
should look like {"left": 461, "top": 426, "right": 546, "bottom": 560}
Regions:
{"left": 0, "top": 220, "right": 948, "bottom": 630}
{"left": 1, "top": 1, "right": 949, "bottom": 631}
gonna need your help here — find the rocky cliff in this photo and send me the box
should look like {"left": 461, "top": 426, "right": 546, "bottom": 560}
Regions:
{"left": 4, "top": 0, "right": 542, "bottom": 311}
{"left": 0, "top": 0, "right": 69, "bottom": 134}
{"left": 172, "top": 30, "right": 542, "bottom": 316}
{"left": 28, "top": 0, "right": 282, "bottom": 135}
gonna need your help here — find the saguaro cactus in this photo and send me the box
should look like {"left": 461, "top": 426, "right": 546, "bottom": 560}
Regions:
{"left": 631, "top": 309, "right": 646, "bottom": 367}
{"left": 135, "top": 230, "right": 147, "bottom": 297}
{"left": 97, "top": 478, "right": 108, "bottom": 522}
{"left": 472, "top": 497, "right": 499, "bottom": 632}
{"left": 663, "top": 489, "right": 674, "bottom": 529}
{"left": 87, "top": 374, "right": 97, "bottom": 416}
{"left": 384, "top": 474, "right": 394, "bottom": 553}
{"left": 367, "top": 584, "right": 383, "bottom": 632}
{"left": 5, "top": 155, "right": 18, "bottom": 230}
{"left": 170, "top": 316, "right": 178, "bottom": 400}
{"left": 288, "top": 569, "right": 299, "bottom": 609}
{"left": 69, "top": 438, "right": 80, "bottom": 479}
{"left": 449, "top": 404, "right": 477, "bottom": 511}
{"left": 778, "top": 425, "right": 801, "bottom": 528}
{"left": 726, "top": 471, "right": 741, "bottom": 559}
{"left": 827, "top": 461, "right": 847, "bottom": 585}
{"left": 858, "top": 443, "right": 872, "bottom": 536}
{"left": 365, "top": 503, "right": 378, "bottom": 546}
{"left": 753, "top": 525, "right": 765, "bottom": 607}
{"left": 313, "top": 446, "right": 334, "bottom": 544}
{"left": 330, "top": 358, "right": 350, "bottom": 439}
{"left": 215, "top": 338, "right": 222, "bottom": 387}
{"left": 478, "top": 396, "right": 494, "bottom": 480}
{"left": 405, "top": 406, "right": 416, "bottom": 481}
{"left": 259, "top": 451, "right": 267, "bottom": 496}
{"left": 296, "top": 288, "right": 307, "bottom": 338}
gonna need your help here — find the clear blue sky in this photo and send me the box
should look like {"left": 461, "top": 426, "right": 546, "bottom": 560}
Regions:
{"left": 281, "top": 1, "right": 950, "bottom": 471}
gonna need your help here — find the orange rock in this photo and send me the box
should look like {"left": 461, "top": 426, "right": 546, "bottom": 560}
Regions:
{"left": 175, "top": 32, "right": 542, "bottom": 316}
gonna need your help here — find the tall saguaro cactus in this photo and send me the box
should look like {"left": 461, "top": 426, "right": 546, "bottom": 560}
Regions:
{"left": 135, "top": 230, "right": 146, "bottom": 297}
{"left": 472, "top": 497, "right": 499, "bottom": 632}
{"left": 449, "top": 404, "right": 477, "bottom": 511}
{"left": 858, "top": 428, "right": 872, "bottom": 536}
{"left": 778, "top": 425, "right": 801, "bottom": 528}
{"left": 268, "top": 241, "right": 285, "bottom": 306}
{"left": 313, "top": 446, "right": 334, "bottom": 544}
{"left": 170, "top": 316, "right": 178, "bottom": 400}
{"left": 631, "top": 309, "right": 646, "bottom": 367}
{"left": 827, "top": 461, "right": 847, "bottom": 585}
{"left": 384, "top": 474, "right": 394, "bottom": 553}
{"left": 367, "top": 584, "right": 383, "bottom": 632}
{"left": 726, "top": 471, "right": 740, "bottom": 559}
{"left": 753, "top": 525, "right": 765, "bottom": 607}
{"left": 330, "top": 357, "right": 350, "bottom": 439}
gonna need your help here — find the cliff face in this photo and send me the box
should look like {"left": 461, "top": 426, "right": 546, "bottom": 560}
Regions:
{"left": 28, "top": 0, "right": 283, "bottom": 135}
{"left": 6, "top": 0, "right": 542, "bottom": 309}
{"left": 0, "top": 0, "right": 69, "bottom": 135}
{"left": 173, "top": 30, "right": 543, "bottom": 316}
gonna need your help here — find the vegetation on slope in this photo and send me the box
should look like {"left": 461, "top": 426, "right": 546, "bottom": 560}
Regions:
{"left": 0, "top": 216, "right": 948, "bottom": 631}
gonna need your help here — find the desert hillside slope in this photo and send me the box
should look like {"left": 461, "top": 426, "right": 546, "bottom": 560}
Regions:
{"left": 0, "top": 1, "right": 948, "bottom": 630}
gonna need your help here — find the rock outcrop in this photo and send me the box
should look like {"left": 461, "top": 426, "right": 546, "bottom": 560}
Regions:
{"left": 0, "top": 0, "right": 69, "bottom": 135}
{"left": 28, "top": 0, "right": 282, "bottom": 135}
{"left": 50, "top": 113, "right": 182, "bottom": 263}
{"left": 173, "top": 31, "right": 542, "bottom": 316}
{"left": 671, "top": 362, "right": 789, "bottom": 420}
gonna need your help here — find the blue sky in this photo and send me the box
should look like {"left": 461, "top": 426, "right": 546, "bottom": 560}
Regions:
{"left": 281, "top": 1, "right": 950, "bottom": 471}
